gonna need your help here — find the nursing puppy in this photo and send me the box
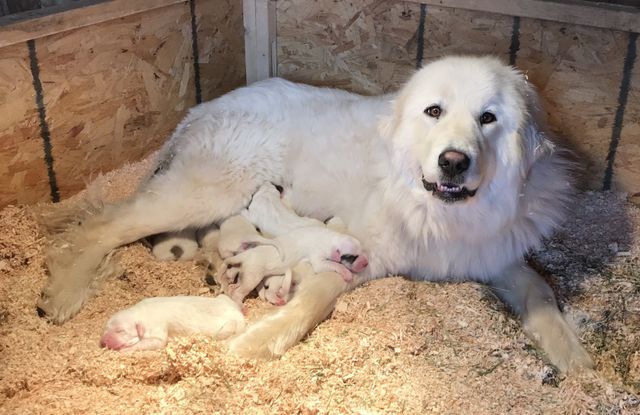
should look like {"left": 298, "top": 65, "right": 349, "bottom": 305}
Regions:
{"left": 40, "top": 56, "right": 592, "bottom": 373}
{"left": 257, "top": 270, "right": 293, "bottom": 306}
{"left": 242, "top": 182, "right": 362, "bottom": 277}
{"left": 242, "top": 183, "right": 324, "bottom": 235}
{"left": 148, "top": 228, "right": 199, "bottom": 261}
{"left": 219, "top": 183, "right": 367, "bottom": 303}
{"left": 100, "top": 294, "right": 245, "bottom": 352}
{"left": 217, "top": 215, "right": 281, "bottom": 259}
{"left": 258, "top": 261, "right": 314, "bottom": 306}
{"left": 221, "top": 224, "right": 368, "bottom": 303}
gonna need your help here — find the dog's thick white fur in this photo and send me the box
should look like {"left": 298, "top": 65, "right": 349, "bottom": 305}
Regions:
{"left": 38, "top": 56, "right": 592, "bottom": 372}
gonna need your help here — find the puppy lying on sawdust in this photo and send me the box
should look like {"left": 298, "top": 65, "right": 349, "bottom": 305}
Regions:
{"left": 100, "top": 185, "right": 361, "bottom": 351}
{"left": 100, "top": 294, "right": 245, "bottom": 352}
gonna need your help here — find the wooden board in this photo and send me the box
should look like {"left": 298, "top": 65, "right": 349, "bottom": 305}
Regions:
{"left": 516, "top": 18, "right": 628, "bottom": 189}
{"left": 0, "top": 43, "right": 51, "bottom": 206}
{"left": 421, "top": 6, "right": 513, "bottom": 63}
{"left": 418, "top": 0, "right": 640, "bottom": 33}
{"left": 276, "top": 0, "right": 421, "bottom": 95}
{"left": 36, "top": 3, "right": 195, "bottom": 199}
{"left": 614, "top": 34, "right": 640, "bottom": 195}
{"left": 0, "top": 0, "right": 185, "bottom": 48}
{"left": 198, "top": 0, "right": 246, "bottom": 100}
{"left": 0, "top": 0, "right": 246, "bottom": 207}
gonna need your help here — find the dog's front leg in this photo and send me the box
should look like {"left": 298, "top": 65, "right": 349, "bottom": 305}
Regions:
{"left": 226, "top": 271, "right": 348, "bottom": 359}
{"left": 488, "top": 262, "right": 593, "bottom": 373}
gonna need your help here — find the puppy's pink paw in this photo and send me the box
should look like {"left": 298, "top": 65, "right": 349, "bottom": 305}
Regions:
{"left": 336, "top": 266, "right": 353, "bottom": 282}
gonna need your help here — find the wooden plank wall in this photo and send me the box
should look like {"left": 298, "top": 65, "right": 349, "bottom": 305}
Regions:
{"left": 275, "top": 0, "right": 639, "bottom": 193}
{"left": 0, "top": 0, "right": 245, "bottom": 207}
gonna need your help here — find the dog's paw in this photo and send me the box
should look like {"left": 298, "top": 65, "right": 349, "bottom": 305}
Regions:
{"left": 36, "top": 285, "right": 89, "bottom": 324}
{"left": 524, "top": 308, "right": 594, "bottom": 374}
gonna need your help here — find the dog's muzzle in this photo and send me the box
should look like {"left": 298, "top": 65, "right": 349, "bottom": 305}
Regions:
{"left": 422, "top": 149, "right": 477, "bottom": 203}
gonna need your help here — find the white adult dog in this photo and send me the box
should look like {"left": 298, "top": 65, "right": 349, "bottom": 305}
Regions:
{"left": 38, "top": 56, "right": 592, "bottom": 372}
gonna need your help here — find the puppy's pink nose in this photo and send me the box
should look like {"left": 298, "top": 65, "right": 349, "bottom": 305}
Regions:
{"left": 351, "top": 254, "right": 369, "bottom": 272}
{"left": 100, "top": 332, "right": 123, "bottom": 350}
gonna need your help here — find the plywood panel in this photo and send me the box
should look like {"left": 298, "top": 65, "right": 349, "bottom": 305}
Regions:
{"left": 276, "top": 0, "right": 421, "bottom": 95}
{"left": 37, "top": 3, "right": 196, "bottom": 199}
{"left": 613, "top": 35, "right": 639, "bottom": 194}
{"left": 421, "top": 5, "right": 513, "bottom": 62}
{"left": 197, "top": 0, "right": 246, "bottom": 101}
{"left": 517, "top": 18, "right": 627, "bottom": 189}
{"left": 0, "top": 0, "right": 184, "bottom": 48}
{"left": 0, "top": 43, "right": 51, "bottom": 206}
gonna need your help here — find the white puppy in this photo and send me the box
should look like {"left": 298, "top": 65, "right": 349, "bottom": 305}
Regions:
{"left": 149, "top": 228, "right": 199, "bottom": 261}
{"left": 100, "top": 294, "right": 245, "bottom": 352}
{"left": 217, "top": 215, "right": 281, "bottom": 259}
{"left": 221, "top": 183, "right": 367, "bottom": 304}
{"left": 245, "top": 183, "right": 362, "bottom": 278}
{"left": 242, "top": 183, "right": 323, "bottom": 235}
{"left": 222, "top": 224, "right": 368, "bottom": 303}
{"left": 257, "top": 261, "right": 317, "bottom": 306}
{"left": 257, "top": 270, "right": 293, "bottom": 306}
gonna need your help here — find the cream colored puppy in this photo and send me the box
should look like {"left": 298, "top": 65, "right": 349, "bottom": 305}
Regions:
{"left": 223, "top": 182, "right": 367, "bottom": 304}
{"left": 241, "top": 183, "right": 323, "bottom": 235}
{"left": 100, "top": 294, "right": 245, "bottom": 352}
{"left": 221, "top": 224, "right": 368, "bottom": 304}
{"left": 257, "top": 271, "right": 293, "bottom": 306}
{"left": 217, "top": 215, "right": 281, "bottom": 259}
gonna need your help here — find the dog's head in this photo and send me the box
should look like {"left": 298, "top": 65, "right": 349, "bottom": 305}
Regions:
{"left": 381, "top": 55, "right": 556, "bottom": 205}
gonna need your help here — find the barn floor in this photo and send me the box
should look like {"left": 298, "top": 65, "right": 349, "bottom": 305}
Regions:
{"left": 0, "top": 156, "right": 639, "bottom": 414}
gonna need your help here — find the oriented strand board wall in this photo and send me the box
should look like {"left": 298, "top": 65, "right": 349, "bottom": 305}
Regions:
{"left": 0, "top": 44, "right": 51, "bottom": 204}
{"left": 276, "top": 0, "right": 640, "bottom": 193}
{"left": 276, "top": 0, "right": 420, "bottom": 93}
{"left": 198, "top": 0, "right": 245, "bottom": 101}
{"left": 0, "top": 0, "right": 245, "bottom": 207}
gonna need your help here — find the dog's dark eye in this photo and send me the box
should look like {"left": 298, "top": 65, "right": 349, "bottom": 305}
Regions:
{"left": 424, "top": 105, "right": 442, "bottom": 119}
{"left": 479, "top": 112, "right": 496, "bottom": 125}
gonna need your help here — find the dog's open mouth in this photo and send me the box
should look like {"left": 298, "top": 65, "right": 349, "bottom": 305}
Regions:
{"left": 422, "top": 178, "right": 477, "bottom": 203}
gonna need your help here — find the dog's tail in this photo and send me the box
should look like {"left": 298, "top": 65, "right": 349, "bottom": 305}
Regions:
{"left": 226, "top": 271, "right": 347, "bottom": 358}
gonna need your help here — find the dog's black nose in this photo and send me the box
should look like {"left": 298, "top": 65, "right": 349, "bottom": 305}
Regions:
{"left": 36, "top": 306, "right": 47, "bottom": 318}
{"left": 438, "top": 150, "right": 470, "bottom": 177}
{"left": 340, "top": 254, "right": 358, "bottom": 265}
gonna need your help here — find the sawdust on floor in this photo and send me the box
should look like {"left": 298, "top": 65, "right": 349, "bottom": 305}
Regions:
{"left": 0, "top": 156, "right": 639, "bottom": 414}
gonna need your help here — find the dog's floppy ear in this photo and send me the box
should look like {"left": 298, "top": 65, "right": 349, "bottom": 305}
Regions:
{"left": 378, "top": 101, "right": 399, "bottom": 139}
{"left": 378, "top": 89, "right": 409, "bottom": 140}
{"left": 518, "top": 77, "right": 557, "bottom": 171}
